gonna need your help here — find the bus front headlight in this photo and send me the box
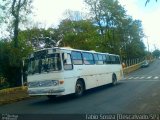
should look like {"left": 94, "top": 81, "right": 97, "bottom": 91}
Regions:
{"left": 51, "top": 80, "right": 59, "bottom": 86}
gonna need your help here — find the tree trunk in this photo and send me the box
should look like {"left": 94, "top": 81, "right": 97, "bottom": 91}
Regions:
{"left": 14, "top": 18, "right": 19, "bottom": 48}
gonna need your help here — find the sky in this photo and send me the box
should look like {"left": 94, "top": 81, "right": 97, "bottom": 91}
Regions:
{"left": 32, "top": 0, "right": 160, "bottom": 51}
{"left": 32, "top": 0, "right": 86, "bottom": 28}
{"left": 118, "top": 0, "right": 160, "bottom": 51}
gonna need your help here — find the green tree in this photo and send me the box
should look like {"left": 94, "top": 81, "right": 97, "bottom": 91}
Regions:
{"left": 0, "top": 0, "right": 33, "bottom": 87}
{"left": 18, "top": 27, "right": 61, "bottom": 50}
{"left": 152, "top": 49, "right": 160, "bottom": 58}
{"left": 85, "top": 0, "right": 125, "bottom": 53}
{"left": 145, "top": 0, "right": 157, "bottom": 6}
{"left": 0, "top": 39, "right": 32, "bottom": 87}
{"left": 0, "top": 0, "right": 33, "bottom": 47}
{"left": 11, "top": 0, "right": 32, "bottom": 47}
{"left": 58, "top": 19, "right": 99, "bottom": 50}
{"left": 85, "top": 0, "right": 146, "bottom": 59}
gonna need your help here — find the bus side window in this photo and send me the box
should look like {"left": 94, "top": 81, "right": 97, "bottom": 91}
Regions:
{"left": 63, "top": 53, "right": 73, "bottom": 70}
{"left": 93, "top": 53, "right": 99, "bottom": 64}
{"left": 116, "top": 56, "right": 120, "bottom": 64}
{"left": 106, "top": 55, "right": 110, "bottom": 64}
{"left": 111, "top": 56, "right": 116, "bottom": 64}
{"left": 108, "top": 55, "right": 112, "bottom": 64}
{"left": 97, "top": 54, "right": 104, "bottom": 65}
{"left": 71, "top": 51, "right": 83, "bottom": 65}
{"left": 82, "top": 52, "right": 95, "bottom": 65}
{"left": 102, "top": 54, "right": 106, "bottom": 64}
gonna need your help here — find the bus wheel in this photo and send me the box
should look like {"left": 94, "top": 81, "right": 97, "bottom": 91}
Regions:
{"left": 112, "top": 74, "right": 117, "bottom": 86}
{"left": 75, "top": 80, "right": 84, "bottom": 97}
{"left": 47, "top": 95, "right": 57, "bottom": 100}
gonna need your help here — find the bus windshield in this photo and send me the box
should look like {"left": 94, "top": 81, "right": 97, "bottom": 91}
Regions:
{"left": 28, "top": 53, "right": 61, "bottom": 75}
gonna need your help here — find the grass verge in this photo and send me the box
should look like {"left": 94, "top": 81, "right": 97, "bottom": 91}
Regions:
{"left": 0, "top": 86, "right": 30, "bottom": 105}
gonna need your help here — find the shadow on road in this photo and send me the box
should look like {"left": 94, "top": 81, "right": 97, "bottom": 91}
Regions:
{"left": 85, "top": 83, "right": 122, "bottom": 95}
{"left": 30, "top": 82, "right": 123, "bottom": 106}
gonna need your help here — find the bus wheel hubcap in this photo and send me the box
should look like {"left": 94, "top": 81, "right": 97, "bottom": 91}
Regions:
{"left": 76, "top": 84, "right": 82, "bottom": 94}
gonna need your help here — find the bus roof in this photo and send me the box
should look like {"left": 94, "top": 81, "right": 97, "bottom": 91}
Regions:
{"left": 33, "top": 47, "right": 121, "bottom": 56}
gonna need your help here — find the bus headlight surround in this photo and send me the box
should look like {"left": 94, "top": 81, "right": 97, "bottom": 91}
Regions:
{"left": 28, "top": 80, "right": 59, "bottom": 88}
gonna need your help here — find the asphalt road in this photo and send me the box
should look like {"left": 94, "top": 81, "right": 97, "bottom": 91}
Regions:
{"left": 0, "top": 60, "right": 160, "bottom": 115}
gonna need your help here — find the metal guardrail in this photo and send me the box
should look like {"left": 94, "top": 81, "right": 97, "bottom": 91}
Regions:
{"left": 123, "top": 59, "right": 155, "bottom": 75}
{"left": 123, "top": 61, "right": 144, "bottom": 75}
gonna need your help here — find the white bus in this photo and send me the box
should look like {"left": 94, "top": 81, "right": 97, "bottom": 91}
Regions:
{"left": 27, "top": 47, "right": 123, "bottom": 99}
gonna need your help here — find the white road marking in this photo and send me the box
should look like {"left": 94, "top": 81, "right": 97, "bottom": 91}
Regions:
{"left": 140, "top": 77, "right": 145, "bottom": 79}
{"left": 154, "top": 76, "right": 159, "bottom": 79}
{"left": 120, "top": 79, "right": 160, "bottom": 82}
{"left": 147, "top": 76, "right": 152, "bottom": 79}
{"left": 128, "top": 77, "right": 134, "bottom": 79}
{"left": 125, "top": 76, "right": 159, "bottom": 81}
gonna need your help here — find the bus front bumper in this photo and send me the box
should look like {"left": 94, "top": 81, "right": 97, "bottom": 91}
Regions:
{"left": 28, "top": 87, "right": 65, "bottom": 95}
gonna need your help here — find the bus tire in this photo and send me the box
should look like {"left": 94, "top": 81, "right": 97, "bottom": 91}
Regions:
{"left": 47, "top": 95, "right": 57, "bottom": 100}
{"left": 112, "top": 74, "right": 117, "bottom": 86}
{"left": 75, "top": 80, "right": 84, "bottom": 97}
